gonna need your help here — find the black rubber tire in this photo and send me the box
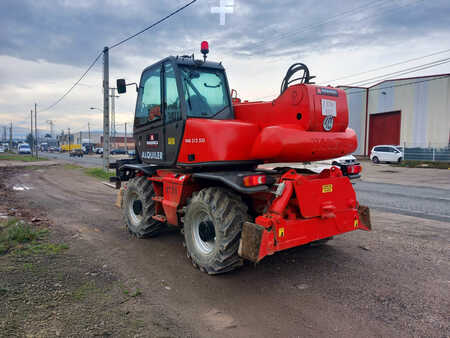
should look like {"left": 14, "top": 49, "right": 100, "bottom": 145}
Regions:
{"left": 372, "top": 156, "right": 379, "bottom": 164}
{"left": 398, "top": 157, "right": 402, "bottom": 163}
{"left": 183, "top": 187, "right": 249, "bottom": 275}
{"left": 123, "top": 177, "right": 165, "bottom": 238}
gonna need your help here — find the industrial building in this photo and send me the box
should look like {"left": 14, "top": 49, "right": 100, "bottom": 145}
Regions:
{"left": 341, "top": 74, "right": 450, "bottom": 156}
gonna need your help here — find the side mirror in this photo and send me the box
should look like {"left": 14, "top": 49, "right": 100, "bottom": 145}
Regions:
{"left": 117, "top": 79, "right": 127, "bottom": 94}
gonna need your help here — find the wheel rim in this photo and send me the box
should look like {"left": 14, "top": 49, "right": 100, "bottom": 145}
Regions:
{"left": 192, "top": 211, "right": 216, "bottom": 255}
{"left": 128, "top": 192, "right": 143, "bottom": 226}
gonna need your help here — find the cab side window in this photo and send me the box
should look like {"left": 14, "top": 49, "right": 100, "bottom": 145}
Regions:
{"left": 136, "top": 67, "right": 161, "bottom": 126}
{"left": 164, "top": 63, "right": 181, "bottom": 123}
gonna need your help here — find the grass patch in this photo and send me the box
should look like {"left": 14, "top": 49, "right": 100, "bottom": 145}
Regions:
{"left": 393, "top": 160, "right": 449, "bottom": 169}
{"left": 15, "top": 243, "right": 69, "bottom": 256}
{"left": 72, "top": 281, "right": 98, "bottom": 301}
{"left": 0, "top": 218, "right": 66, "bottom": 256}
{"left": 84, "top": 168, "right": 114, "bottom": 180}
{"left": 0, "top": 153, "right": 47, "bottom": 162}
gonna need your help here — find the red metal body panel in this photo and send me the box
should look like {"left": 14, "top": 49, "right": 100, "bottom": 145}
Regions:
{"left": 148, "top": 171, "right": 195, "bottom": 226}
{"left": 177, "top": 119, "right": 260, "bottom": 164}
{"left": 253, "top": 169, "right": 370, "bottom": 261}
{"left": 176, "top": 84, "right": 357, "bottom": 165}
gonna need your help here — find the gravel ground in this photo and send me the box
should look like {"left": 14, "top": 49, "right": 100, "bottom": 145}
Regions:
{"left": 0, "top": 164, "right": 448, "bottom": 337}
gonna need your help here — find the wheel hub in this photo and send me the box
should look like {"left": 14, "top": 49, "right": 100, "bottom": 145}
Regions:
{"left": 198, "top": 220, "right": 215, "bottom": 242}
{"left": 132, "top": 199, "right": 142, "bottom": 216}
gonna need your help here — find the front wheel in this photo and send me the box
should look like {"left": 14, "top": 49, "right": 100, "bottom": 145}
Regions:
{"left": 398, "top": 157, "right": 402, "bottom": 163}
{"left": 372, "top": 156, "right": 379, "bottom": 164}
{"left": 123, "top": 177, "right": 165, "bottom": 238}
{"left": 183, "top": 187, "right": 249, "bottom": 274}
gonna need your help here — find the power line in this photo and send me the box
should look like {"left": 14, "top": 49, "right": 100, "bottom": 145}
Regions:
{"left": 321, "top": 48, "right": 450, "bottom": 84}
{"left": 347, "top": 57, "right": 450, "bottom": 86}
{"left": 241, "top": 0, "right": 390, "bottom": 55}
{"left": 109, "top": 0, "right": 197, "bottom": 49}
{"left": 243, "top": 0, "right": 423, "bottom": 57}
{"left": 345, "top": 74, "right": 450, "bottom": 96}
{"left": 38, "top": 0, "right": 196, "bottom": 114}
{"left": 42, "top": 51, "right": 103, "bottom": 112}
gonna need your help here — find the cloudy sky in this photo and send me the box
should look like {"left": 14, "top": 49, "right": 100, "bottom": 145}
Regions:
{"left": 1, "top": 0, "right": 449, "bottom": 137}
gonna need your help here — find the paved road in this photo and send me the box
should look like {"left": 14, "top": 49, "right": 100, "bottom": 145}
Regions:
{"left": 40, "top": 151, "right": 129, "bottom": 167}
{"left": 354, "top": 180, "right": 450, "bottom": 222}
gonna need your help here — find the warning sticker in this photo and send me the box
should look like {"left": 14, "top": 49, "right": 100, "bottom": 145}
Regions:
{"left": 321, "top": 99, "right": 337, "bottom": 117}
{"left": 322, "top": 184, "right": 333, "bottom": 193}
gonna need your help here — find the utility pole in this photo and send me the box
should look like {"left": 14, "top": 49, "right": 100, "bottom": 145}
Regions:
{"left": 110, "top": 88, "right": 119, "bottom": 149}
{"left": 124, "top": 122, "right": 127, "bottom": 152}
{"left": 68, "top": 128, "right": 71, "bottom": 152}
{"left": 9, "top": 122, "right": 12, "bottom": 151}
{"left": 79, "top": 131, "right": 82, "bottom": 145}
{"left": 46, "top": 120, "right": 54, "bottom": 138}
{"left": 34, "top": 103, "right": 38, "bottom": 159}
{"left": 103, "top": 46, "right": 110, "bottom": 170}
{"left": 30, "top": 110, "right": 34, "bottom": 155}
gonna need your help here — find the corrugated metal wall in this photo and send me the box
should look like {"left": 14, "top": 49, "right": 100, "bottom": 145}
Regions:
{"left": 344, "top": 75, "right": 450, "bottom": 155}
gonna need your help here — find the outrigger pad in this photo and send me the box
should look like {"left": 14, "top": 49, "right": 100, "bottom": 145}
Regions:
{"left": 358, "top": 205, "right": 372, "bottom": 231}
{"left": 238, "top": 222, "right": 265, "bottom": 262}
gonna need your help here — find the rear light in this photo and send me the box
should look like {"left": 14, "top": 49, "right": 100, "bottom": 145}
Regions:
{"left": 347, "top": 164, "right": 362, "bottom": 174}
{"left": 242, "top": 174, "right": 267, "bottom": 187}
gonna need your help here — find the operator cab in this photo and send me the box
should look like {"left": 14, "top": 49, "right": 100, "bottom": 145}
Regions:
{"left": 117, "top": 44, "right": 233, "bottom": 167}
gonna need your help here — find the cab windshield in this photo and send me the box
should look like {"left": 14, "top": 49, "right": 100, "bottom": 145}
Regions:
{"left": 180, "top": 66, "right": 230, "bottom": 118}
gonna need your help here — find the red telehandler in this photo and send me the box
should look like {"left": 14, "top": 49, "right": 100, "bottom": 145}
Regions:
{"left": 111, "top": 42, "right": 371, "bottom": 274}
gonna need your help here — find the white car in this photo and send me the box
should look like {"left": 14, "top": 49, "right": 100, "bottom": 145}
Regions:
{"left": 0, "top": 146, "right": 4, "bottom": 153}
{"left": 18, "top": 144, "right": 32, "bottom": 154}
{"left": 370, "top": 145, "right": 403, "bottom": 163}
{"left": 299, "top": 155, "right": 361, "bottom": 178}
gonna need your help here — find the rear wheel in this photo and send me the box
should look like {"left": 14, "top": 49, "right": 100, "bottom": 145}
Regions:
{"left": 183, "top": 187, "right": 249, "bottom": 274}
{"left": 123, "top": 177, "right": 165, "bottom": 238}
{"left": 372, "top": 156, "right": 379, "bottom": 164}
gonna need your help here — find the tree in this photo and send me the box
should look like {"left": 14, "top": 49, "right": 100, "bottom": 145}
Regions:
{"left": 26, "top": 133, "right": 34, "bottom": 147}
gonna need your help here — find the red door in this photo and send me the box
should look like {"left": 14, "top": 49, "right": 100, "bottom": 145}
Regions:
{"left": 368, "top": 111, "right": 401, "bottom": 155}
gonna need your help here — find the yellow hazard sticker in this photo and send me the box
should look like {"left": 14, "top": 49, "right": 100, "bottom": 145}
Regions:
{"left": 168, "top": 137, "right": 175, "bottom": 145}
{"left": 278, "top": 228, "right": 285, "bottom": 238}
{"left": 322, "top": 184, "right": 333, "bottom": 193}
{"left": 354, "top": 219, "right": 359, "bottom": 228}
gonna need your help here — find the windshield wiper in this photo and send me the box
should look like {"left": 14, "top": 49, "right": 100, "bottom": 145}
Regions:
{"left": 183, "top": 78, "right": 192, "bottom": 110}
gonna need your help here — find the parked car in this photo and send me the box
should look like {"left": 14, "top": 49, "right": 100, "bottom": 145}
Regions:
{"left": 302, "top": 155, "right": 359, "bottom": 174}
{"left": 110, "top": 148, "right": 127, "bottom": 155}
{"left": 95, "top": 147, "right": 104, "bottom": 154}
{"left": 370, "top": 145, "right": 403, "bottom": 163}
{"left": 48, "top": 146, "right": 58, "bottom": 152}
{"left": 18, "top": 144, "right": 31, "bottom": 154}
{"left": 69, "top": 149, "right": 84, "bottom": 157}
{"left": 0, "top": 146, "right": 4, "bottom": 153}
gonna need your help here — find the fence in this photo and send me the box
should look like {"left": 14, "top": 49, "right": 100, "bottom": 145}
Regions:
{"left": 403, "top": 143, "right": 450, "bottom": 162}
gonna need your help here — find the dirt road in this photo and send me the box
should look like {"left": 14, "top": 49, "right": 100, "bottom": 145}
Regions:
{"left": 4, "top": 165, "right": 449, "bottom": 337}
